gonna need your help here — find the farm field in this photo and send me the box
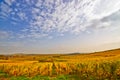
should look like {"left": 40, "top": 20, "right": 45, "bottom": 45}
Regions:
{"left": 0, "top": 0, "right": 119, "bottom": 80}
{"left": 0, "top": 49, "right": 120, "bottom": 80}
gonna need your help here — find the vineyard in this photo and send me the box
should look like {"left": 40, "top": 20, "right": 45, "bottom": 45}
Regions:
{"left": 0, "top": 49, "right": 120, "bottom": 80}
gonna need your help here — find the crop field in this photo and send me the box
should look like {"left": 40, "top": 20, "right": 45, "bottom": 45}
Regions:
{"left": 0, "top": 49, "right": 120, "bottom": 80}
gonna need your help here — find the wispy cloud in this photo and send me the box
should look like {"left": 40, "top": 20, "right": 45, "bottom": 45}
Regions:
{"left": 29, "top": 0, "right": 120, "bottom": 37}
{"left": 4, "top": 0, "right": 15, "bottom": 6}
{"left": 0, "top": 0, "right": 120, "bottom": 39}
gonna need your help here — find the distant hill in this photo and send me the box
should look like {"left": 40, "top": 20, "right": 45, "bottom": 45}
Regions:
{"left": 1, "top": 48, "right": 120, "bottom": 56}
{"left": 0, "top": 48, "right": 120, "bottom": 61}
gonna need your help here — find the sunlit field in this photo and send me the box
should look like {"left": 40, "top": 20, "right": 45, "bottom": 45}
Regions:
{"left": 0, "top": 49, "right": 120, "bottom": 80}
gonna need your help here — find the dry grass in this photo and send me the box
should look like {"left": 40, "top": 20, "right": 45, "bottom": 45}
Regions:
{"left": 0, "top": 49, "right": 120, "bottom": 80}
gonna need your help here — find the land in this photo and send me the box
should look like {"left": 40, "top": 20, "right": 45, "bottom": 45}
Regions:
{"left": 0, "top": 48, "right": 120, "bottom": 80}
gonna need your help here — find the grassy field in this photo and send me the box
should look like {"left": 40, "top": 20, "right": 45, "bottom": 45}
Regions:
{"left": 0, "top": 49, "right": 120, "bottom": 80}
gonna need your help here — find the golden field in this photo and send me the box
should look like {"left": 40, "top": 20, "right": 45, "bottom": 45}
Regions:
{"left": 0, "top": 49, "right": 120, "bottom": 80}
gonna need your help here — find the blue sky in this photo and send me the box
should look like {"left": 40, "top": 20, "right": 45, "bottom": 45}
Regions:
{"left": 0, "top": 0, "right": 120, "bottom": 54}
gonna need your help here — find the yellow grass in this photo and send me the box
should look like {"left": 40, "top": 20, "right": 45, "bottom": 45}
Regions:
{"left": 0, "top": 49, "right": 120, "bottom": 79}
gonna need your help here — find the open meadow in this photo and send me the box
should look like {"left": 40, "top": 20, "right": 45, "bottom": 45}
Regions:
{"left": 0, "top": 49, "right": 120, "bottom": 80}
{"left": 0, "top": 0, "right": 120, "bottom": 80}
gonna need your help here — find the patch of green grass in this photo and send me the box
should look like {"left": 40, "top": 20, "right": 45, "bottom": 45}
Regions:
{"left": 10, "top": 76, "right": 29, "bottom": 80}
{"left": 53, "top": 75, "right": 70, "bottom": 80}
{"left": 0, "top": 70, "right": 9, "bottom": 78}
{"left": 31, "top": 75, "right": 50, "bottom": 80}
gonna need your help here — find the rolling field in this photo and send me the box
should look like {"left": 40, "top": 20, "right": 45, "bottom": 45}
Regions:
{"left": 0, "top": 49, "right": 120, "bottom": 80}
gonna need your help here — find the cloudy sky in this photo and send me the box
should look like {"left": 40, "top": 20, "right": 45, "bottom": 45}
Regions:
{"left": 0, "top": 0, "right": 120, "bottom": 54}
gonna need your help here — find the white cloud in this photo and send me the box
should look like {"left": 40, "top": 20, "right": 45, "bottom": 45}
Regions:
{"left": 35, "top": 0, "right": 42, "bottom": 7}
{"left": 28, "top": 0, "right": 120, "bottom": 37}
{"left": 92, "top": 0, "right": 120, "bottom": 19}
{"left": 17, "top": 12, "right": 27, "bottom": 20}
{"left": 0, "top": 2, "right": 11, "bottom": 17}
{"left": 0, "top": 0, "right": 120, "bottom": 39}
{"left": 4, "top": 0, "right": 15, "bottom": 6}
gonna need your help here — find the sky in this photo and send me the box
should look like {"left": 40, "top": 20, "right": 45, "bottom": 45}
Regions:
{"left": 0, "top": 0, "right": 120, "bottom": 54}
